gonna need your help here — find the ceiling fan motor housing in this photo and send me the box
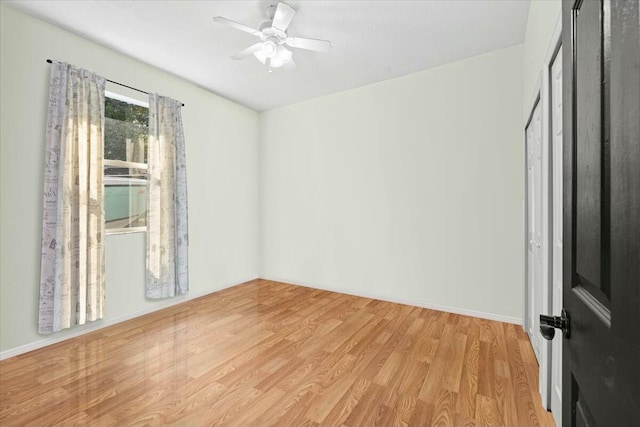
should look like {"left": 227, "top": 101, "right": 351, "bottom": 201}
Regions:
{"left": 259, "top": 23, "right": 287, "bottom": 41}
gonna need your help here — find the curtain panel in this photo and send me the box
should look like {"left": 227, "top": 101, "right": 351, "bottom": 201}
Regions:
{"left": 39, "top": 62, "right": 106, "bottom": 334}
{"left": 146, "top": 94, "right": 189, "bottom": 299}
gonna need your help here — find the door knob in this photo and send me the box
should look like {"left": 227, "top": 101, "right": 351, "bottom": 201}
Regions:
{"left": 539, "top": 308, "right": 570, "bottom": 340}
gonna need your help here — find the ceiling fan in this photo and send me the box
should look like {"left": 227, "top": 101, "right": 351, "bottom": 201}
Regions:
{"left": 213, "top": 2, "right": 331, "bottom": 71}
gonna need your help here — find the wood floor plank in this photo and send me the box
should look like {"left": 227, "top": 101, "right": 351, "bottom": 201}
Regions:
{"left": 431, "top": 389, "right": 458, "bottom": 426}
{"left": 343, "top": 383, "right": 388, "bottom": 426}
{"left": 396, "top": 358, "right": 430, "bottom": 398}
{"left": 225, "top": 385, "right": 287, "bottom": 426}
{"left": 409, "top": 399, "right": 436, "bottom": 426}
{"left": 418, "top": 323, "right": 456, "bottom": 403}
{"left": 322, "top": 377, "right": 372, "bottom": 426}
{"left": 455, "top": 324, "right": 480, "bottom": 419}
{"left": 306, "top": 373, "right": 356, "bottom": 423}
{"left": 505, "top": 333, "right": 542, "bottom": 426}
{"left": 384, "top": 394, "right": 416, "bottom": 427}
{"left": 475, "top": 394, "right": 501, "bottom": 427}
{"left": 477, "top": 340, "right": 496, "bottom": 399}
{"left": 492, "top": 339, "right": 519, "bottom": 426}
{"left": 373, "top": 351, "right": 403, "bottom": 386}
{"left": 275, "top": 391, "right": 319, "bottom": 427}
{"left": 0, "top": 279, "right": 554, "bottom": 427}
{"left": 442, "top": 333, "right": 468, "bottom": 392}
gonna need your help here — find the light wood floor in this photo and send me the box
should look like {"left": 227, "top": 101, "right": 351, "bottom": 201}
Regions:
{"left": 0, "top": 279, "right": 554, "bottom": 426}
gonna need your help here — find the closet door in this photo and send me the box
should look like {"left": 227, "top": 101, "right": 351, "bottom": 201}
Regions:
{"left": 525, "top": 100, "right": 543, "bottom": 367}
{"left": 549, "top": 44, "right": 563, "bottom": 427}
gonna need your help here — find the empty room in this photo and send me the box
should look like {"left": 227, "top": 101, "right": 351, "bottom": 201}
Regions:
{"left": 0, "top": 0, "right": 638, "bottom": 426}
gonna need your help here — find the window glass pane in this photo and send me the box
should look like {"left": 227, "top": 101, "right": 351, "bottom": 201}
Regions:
{"left": 104, "top": 98, "right": 149, "bottom": 163}
{"left": 105, "top": 176, "right": 147, "bottom": 229}
{"left": 104, "top": 95, "right": 149, "bottom": 233}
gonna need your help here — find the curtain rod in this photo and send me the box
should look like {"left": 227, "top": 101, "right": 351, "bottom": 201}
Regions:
{"left": 46, "top": 59, "right": 185, "bottom": 107}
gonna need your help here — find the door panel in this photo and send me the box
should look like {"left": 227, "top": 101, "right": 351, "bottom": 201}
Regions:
{"left": 526, "top": 100, "right": 543, "bottom": 363}
{"left": 561, "top": 0, "right": 639, "bottom": 426}
{"left": 527, "top": 125, "right": 535, "bottom": 338}
{"left": 574, "top": 0, "right": 604, "bottom": 299}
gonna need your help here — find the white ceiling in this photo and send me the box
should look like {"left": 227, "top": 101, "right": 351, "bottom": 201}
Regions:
{"left": 7, "top": 0, "right": 530, "bottom": 112}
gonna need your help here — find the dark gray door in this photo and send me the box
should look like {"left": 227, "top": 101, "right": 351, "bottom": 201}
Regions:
{"left": 561, "top": 0, "right": 639, "bottom": 426}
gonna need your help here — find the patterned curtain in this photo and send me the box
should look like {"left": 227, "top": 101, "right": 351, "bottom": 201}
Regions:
{"left": 39, "top": 62, "right": 106, "bottom": 334}
{"left": 146, "top": 94, "right": 189, "bottom": 299}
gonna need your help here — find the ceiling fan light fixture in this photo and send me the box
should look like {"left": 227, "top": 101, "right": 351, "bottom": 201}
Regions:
{"left": 262, "top": 40, "right": 277, "bottom": 57}
{"left": 271, "top": 45, "right": 292, "bottom": 67}
{"left": 253, "top": 49, "right": 267, "bottom": 64}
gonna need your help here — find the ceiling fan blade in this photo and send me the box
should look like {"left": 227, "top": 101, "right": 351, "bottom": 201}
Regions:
{"left": 232, "top": 43, "right": 264, "bottom": 60}
{"left": 285, "top": 37, "right": 331, "bottom": 53}
{"left": 272, "top": 3, "right": 296, "bottom": 31}
{"left": 213, "top": 17, "right": 261, "bottom": 37}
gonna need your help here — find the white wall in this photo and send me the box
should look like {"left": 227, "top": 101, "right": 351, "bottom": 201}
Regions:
{"left": 0, "top": 4, "right": 260, "bottom": 354}
{"left": 523, "top": 0, "right": 562, "bottom": 117}
{"left": 260, "top": 45, "right": 524, "bottom": 322}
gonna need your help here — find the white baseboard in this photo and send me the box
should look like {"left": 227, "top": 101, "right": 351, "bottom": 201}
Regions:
{"left": 261, "top": 275, "right": 523, "bottom": 325}
{"left": 0, "top": 277, "right": 258, "bottom": 361}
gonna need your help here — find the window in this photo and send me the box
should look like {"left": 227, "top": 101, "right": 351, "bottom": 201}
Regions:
{"left": 104, "top": 91, "right": 149, "bottom": 234}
